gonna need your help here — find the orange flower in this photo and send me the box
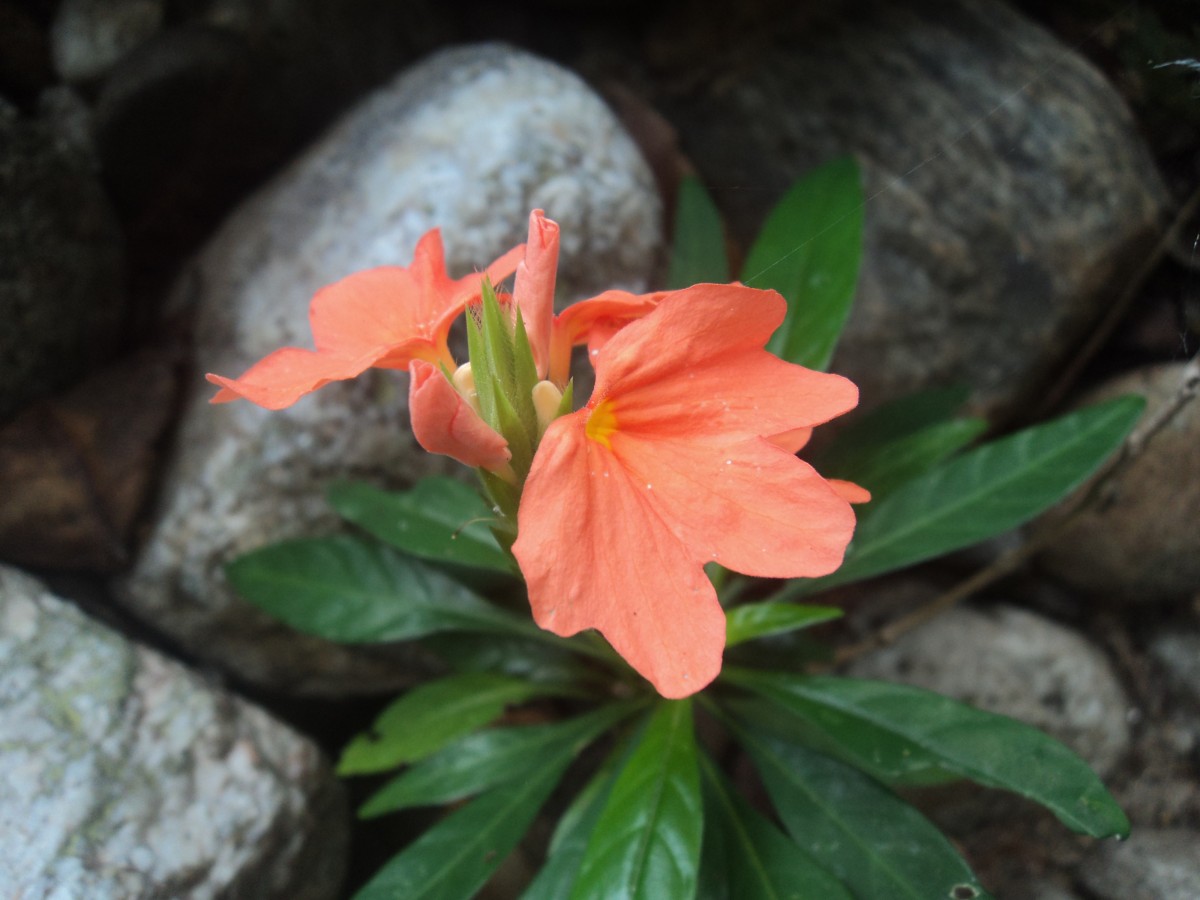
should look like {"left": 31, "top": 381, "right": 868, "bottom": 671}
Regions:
{"left": 206, "top": 230, "right": 523, "bottom": 410}
{"left": 511, "top": 283, "right": 862, "bottom": 698}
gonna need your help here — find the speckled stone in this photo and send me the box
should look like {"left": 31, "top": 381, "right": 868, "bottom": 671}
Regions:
{"left": 116, "top": 43, "right": 661, "bottom": 695}
{"left": 847, "top": 605, "right": 1131, "bottom": 776}
{"left": 0, "top": 565, "right": 346, "bottom": 899}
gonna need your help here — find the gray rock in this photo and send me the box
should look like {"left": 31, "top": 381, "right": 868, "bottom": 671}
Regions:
{"left": 117, "top": 43, "right": 662, "bottom": 695}
{"left": 1079, "top": 829, "right": 1200, "bottom": 900}
{"left": 631, "top": 0, "right": 1167, "bottom": 416}
{"left": 1150, "top": 631, "right": 1200, "bottom": 702}
{"left": 0, "top": 565, "right": 346, "bottom": 899}
{"left": 1038, "top": 363, "right": 1200, "bottom": 602}
{"left": 50, "top": 0, "right": 163, "bottom": 83}
{"left": 0, "top": 95, "right": 125, "bottom": 422}
{"left": 847, "top": 605, "right": 1131, "bottom": 776}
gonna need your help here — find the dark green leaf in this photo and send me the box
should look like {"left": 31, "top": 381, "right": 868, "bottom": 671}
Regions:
{"left": 742, "top": 156, "right": 863, "bottom": 371}
{"left": 327, "top": 479, "right": 513, "bottom": 575}
{"left": 723, "top": 694, "right": 962, "bottom": 788}
{"left": 698, "top": 753, "right": 852, "bottom": 900}
{"left": 360, "top": 703, "right": 639, "bottom": 818}
{"left": 521, "top": 752, "right": 623, "bottom": 900}
{"left": 817, "top": 385, "right": 974, "bottom": 460}
{"left": 725, "top": 603, "right": 842, "bottom": 648}
{"left": 824, "top": 417, "right": 987, "bottom": 499}
{"left": 668, "top": 176, "right": 730, "bottom": 288}
{"left": 725, "top": 671, "right": 1130, "bottom": 838}
{"left": 736, "top": 722, "right": 991, "bottom": 900}
{"left": 353, "top": 755, "right": 568, "bottom": 900}
{"left": 338, "top": 673, "right": 550, "bottom": 775}
{"left": 570, "top": 701, "right": 702, "bottom": 900}
{"left": 226, "top": 535, "right": 529, "bottom": 643}
{"left": 799, "top": 395, "right": 1145, "bottom": 593}
{"left": 422, "top": 632, "right": 598, "bottom": 687}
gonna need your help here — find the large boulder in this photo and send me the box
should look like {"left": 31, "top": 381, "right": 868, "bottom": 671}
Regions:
{"left": 116, "top": 44, "right": 662, "bottom": 695}
{"left": 0, "top": 565, "right": 346, "bottom": 899}
{"left": 610, "top": 0, "right": 1168, "bottom": 416}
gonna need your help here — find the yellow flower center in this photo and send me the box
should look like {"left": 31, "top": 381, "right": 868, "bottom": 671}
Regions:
{"left": 585, "top": 399, "right": 619, "bottom": 448}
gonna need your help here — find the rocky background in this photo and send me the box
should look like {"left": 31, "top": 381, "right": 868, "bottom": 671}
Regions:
{"left": 1, "top": 0, "right": 1197, "bottom": 897}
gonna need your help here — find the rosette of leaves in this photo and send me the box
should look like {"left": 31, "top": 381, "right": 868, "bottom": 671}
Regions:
{"left": 229, "top": 159, "right": 1137, "bottom": 898}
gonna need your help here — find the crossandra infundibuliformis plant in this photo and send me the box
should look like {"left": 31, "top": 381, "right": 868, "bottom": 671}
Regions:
{"left": 216, "top": 158, "right": 1139, "bottom": 899}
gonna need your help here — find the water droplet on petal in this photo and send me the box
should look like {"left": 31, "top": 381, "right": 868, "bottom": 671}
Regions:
{"left": 725, "top": 459, "right": 732, "bottom": 465}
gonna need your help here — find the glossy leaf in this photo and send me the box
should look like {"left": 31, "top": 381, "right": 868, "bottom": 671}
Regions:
{"left": 742, "top": 156, "right": 863, "bottom": 371}
{"left": 338, "top": 673, "right": 548, "bottom": 775}
{"left": 522, "top": 754, "right": 622, "bottom": 900}
{"left": 360, "top": 704, "right": 638, "bottom": 818}
{"left": 736, "top": 722, "right": 992, "bottom": 900}
{"left": 725, "top": 602, "right": 842, "bottom": 648}
{"left": 824, "top": 417, "right": 987, "bottom": 499}
{"left": 226, "top": 535, "right": 528, "bottom": 643}
{"left": 353, "top": 756, "right": 568, "bottom": 900}
{"left": 328, "top": 478, "right": 513, "bottom": 575}
{"left": 668, "top": 176, "right": 730, "bottom": 288}
{"left": 817, "top": 385, "right": 974, "bottom": 461}
{"left": 725, "top": 670, "right": 1130, "bottom": 838}
{"left": 421, "top": 632, "right": 600, "bottom": 687}
{"left": 698, "top": 753, "right": 852, "bottom": 900}
{"left": 799, "top": 395, "right": 1145, "bottom": 593}
{"left": 570, "top": 701, "right": 702, "bottom": 900}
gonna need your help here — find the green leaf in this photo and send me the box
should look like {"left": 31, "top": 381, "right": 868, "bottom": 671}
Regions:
{"left": 421, "top": 632, "right": 599, "bottom": 687}
{"left": 818, "top": 385, "right": 975, "bottom": 459}
{"left": 668, "top": 176, "right": 730, "bottom": 288}
{"left": 698, "top": 753, "right": 852, "bottom": 900}
{"left": 521, "top": 752, "right": 623, "bottom": 900}
{"left": 338, "top": 673, "right": 550, "bottom": 775}
{"left": 825, "top": 417, "right": 988, "bottom": 499}
{"left": 725, "top": 671, "right": 1130, "bottom": 838}
{"left": 725, "top": 602, "right": 842, "bottom": 648}
{"left": 353, "top": 755, "right": 568, "bottom": 900}
{"left": 226, "top": 535, "right": 529, "bottom": 643}
{"left": 570, "top": 701, "right": 702, "bottom": 900}
{"left": 799, "top": 395, "right": 1145, "bottom": 593}
{"left": 742, "top": 156, "right": 863, "bottom": 371}
{"left": 327, "top": 479, "right": 513, "bottom": 575}
{"left": 812, "top": 385, "right": 983, "bottom": 498}
{"left": 360, "top": 703, "right": 638, "bottom": 818}
{"left": 735, "top": 722, "right": 992, "bottom": 900}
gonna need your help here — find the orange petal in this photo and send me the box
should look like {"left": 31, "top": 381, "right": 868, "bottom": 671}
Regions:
{"left": 613, "top": 432, "right": 857, "bottom": 579}
{"left": 594, "top": 286, "right": 859, "bottom": 446}
{"left": 512, "top": 210, "right": 559, "bottom": 378}
{"left": 308, "top": 265, "right": 443, "bottom": 364}
{"left": 829, "top": 479, "right": 871, "bottom": 504}
{"left": 549, "top": 289, "right": 667, "bottom": 384}
{"left": 514, "top": 414, "right": 725, "bottom": 698}
{"left": 768, "top": 426, "right": 813, "bottom": 453}
{"left": 206, "top": 347, "right": 375, "bottom": 409}
{"left": 408, "top": 360, "right": 511, "bottom": 471}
